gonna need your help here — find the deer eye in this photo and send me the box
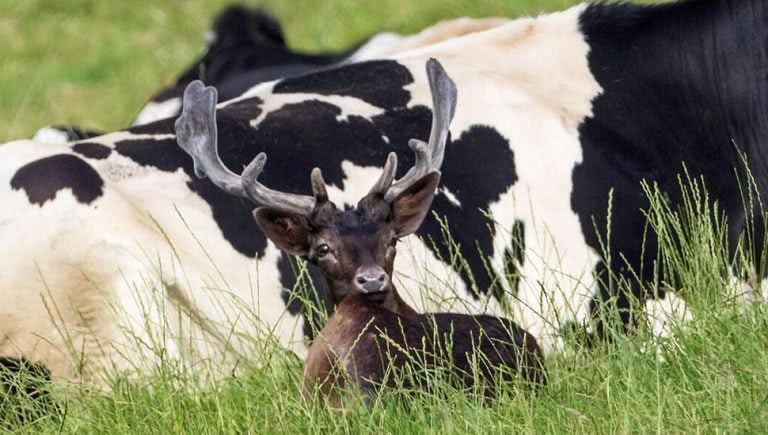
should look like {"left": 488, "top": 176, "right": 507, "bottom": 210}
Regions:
{"left": 316, "top": 244, "right": 331, "bottom": 258}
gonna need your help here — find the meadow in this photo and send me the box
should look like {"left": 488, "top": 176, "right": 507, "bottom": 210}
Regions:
{"left": 2, "top": 0, "right": 768, "bottom": 433}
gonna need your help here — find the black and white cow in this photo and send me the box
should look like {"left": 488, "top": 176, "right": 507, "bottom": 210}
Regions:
{"left": 3, "top": 0, "right": 764, "bottom": 382}
{"left": 131, "top": 4, "right": 407, "bottom": 126}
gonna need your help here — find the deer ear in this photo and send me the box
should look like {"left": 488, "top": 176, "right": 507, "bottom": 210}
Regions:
{"left": 253, "top": 208, "right": 311, "bottom": 256}
{"left": 392, "top": 171, "right": 441, "bottom": 237}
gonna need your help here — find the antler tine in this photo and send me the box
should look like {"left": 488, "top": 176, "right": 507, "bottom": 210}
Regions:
{"left": 384, "top": 58, "right": 457, "bottom": 201}
{"left": 239, "top": 153, "right": 317, "bottom": 216}
{"left": 175, "top": 81, "right": 247, "bottom": 198}
{"left": 176, "top": 81, "right": 316, "bottom": 216}
{"left": 368, "top": 153, "right": 398, "bottom": 196}
{"left": 311, "top": 167, "right": 329, "bottom": 203}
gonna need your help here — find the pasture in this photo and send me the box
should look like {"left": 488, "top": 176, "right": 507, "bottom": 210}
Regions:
{"left": 2, "top": 0, "right": 768, "bottom": 433}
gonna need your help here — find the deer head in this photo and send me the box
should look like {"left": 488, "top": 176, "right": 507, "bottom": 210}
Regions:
{"left": 175, "top": 59, "right": 457, "bottom": 313}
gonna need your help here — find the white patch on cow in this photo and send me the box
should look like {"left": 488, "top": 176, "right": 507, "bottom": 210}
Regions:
{"left": 440, "top": 187, "right": 461, "bottom": 207}
{"left": 724, "top": 264, "right": 768, "bottom": 305}
{"left": 133, "top": 98, "right": 182, "bottom": 126}
{"left": 240, "top": 90, "right": 386, "bottom": 128}
{"left": 395, "top": 234, "right": 504, "bottom": 315}
{"left": 761, "top": 279, "right": 768, "bottom": 304}
{"left": 32, "top": 126, "right": 72, "bottom": 145}
{"left": 88, "top": 131, "right": 175, "bottom": 147}
{"left": 644, "top": 292, "right": 693, "bottom": 340}
{"left": 343, "top": 32, "right": 405, "bottom": 64}
{"left": 640, "top": 292, "right": 692, "bottom": 363}
{"left": 727, "top": 272, "right": 760, "bottom": 304}
{"left": 325, "top": 162, "right": 382, "bottom": 207}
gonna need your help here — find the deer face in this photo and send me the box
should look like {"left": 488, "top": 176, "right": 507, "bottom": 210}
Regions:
{"left": 253, "top": 172, "right": 441, "bottom": 306}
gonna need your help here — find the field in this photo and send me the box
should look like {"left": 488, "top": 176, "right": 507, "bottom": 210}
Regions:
{"left": 2, "top": 0, "right": 768, "bottom": 433}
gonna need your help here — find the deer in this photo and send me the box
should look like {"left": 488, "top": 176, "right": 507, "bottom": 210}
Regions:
{"left": 175, "top": 59, "right": 546, "bottom": 406}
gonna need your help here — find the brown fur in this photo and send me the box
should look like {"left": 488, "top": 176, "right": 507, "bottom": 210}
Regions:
{"left": 303, "top": 295, "right": 546, "bottom": 404}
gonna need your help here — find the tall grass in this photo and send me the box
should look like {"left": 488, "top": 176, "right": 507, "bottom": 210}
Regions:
{"left": 3, "top": 164, "right": 768, "bottom": 433}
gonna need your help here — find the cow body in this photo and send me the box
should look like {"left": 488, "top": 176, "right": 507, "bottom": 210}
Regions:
{"left": 2, "top": 0, "right": 765, "bottom": 382}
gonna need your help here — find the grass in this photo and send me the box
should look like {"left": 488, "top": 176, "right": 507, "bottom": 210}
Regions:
{"left": 5, "top": 303, "right": 768, "bottom": 433}
{"left": 4, "top": 0, "right": 767, "bottom": 433}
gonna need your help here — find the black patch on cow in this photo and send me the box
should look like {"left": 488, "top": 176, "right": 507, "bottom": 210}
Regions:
{"left": 276, "top": 253, "right": 334, "bottom": 339}
{"left": 575, "top": 0, "right": 768, "bottom": 336}
{"left": 416, "top": 126, "right": 517, "bottom": 296}
{"left": 126, "top": 117, "right": 177, "bottom": 136}
{"left": 274, "top": 60, "right": 414, "bottom": 110}
{"left": 114, "top": 138, "right": 185, "bottom": 172}
{"left": 501, "top": 220, "right": 526, "bottom": 299}
{"left": 10, "top": 154, "right": 104, "bottom": 206}
{"left": 215, "top": 97, "right": 265, "bottom": 121}
{"left": 71, "top": 142, "right": 111, "bottom": 160}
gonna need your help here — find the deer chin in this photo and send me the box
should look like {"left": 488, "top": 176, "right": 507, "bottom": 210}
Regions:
{"left": 362, "top": 289, "right": 389, "bottom": 304}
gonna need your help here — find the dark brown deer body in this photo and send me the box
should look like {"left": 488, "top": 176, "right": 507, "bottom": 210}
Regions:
{"left": 175, "top": 60, "right": 545, "bottom": 405}
{"left": 304, "top": 295, "right": 545, "bottom": 404}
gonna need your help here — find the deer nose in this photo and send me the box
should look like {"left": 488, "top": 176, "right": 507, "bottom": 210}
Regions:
{"left": 355, "top": 268, "right": 388, "bottom": 293}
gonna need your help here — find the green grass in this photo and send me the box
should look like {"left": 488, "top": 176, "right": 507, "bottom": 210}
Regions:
{"left": 5, "top": 303, "right": 768, "bottom": 433}
{"left": 5, "top": 0, "right": 767, "bottom": 433}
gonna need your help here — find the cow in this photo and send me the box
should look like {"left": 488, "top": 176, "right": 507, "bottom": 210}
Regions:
{"left": 33, "top": 5, "right": 507, "bottom": 143}
{"left": 2, "top": 0, "right": 764, "bottom": 383}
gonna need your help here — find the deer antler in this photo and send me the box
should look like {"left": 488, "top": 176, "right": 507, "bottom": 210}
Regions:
{"left": 175, "top": 81, "right": 317, "bottom": 216}
{"left": 366, "top": 58, "right": 458, "bottom": 201}
{"left": 176, "top": 58, "right": 457, "bottom": 215}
